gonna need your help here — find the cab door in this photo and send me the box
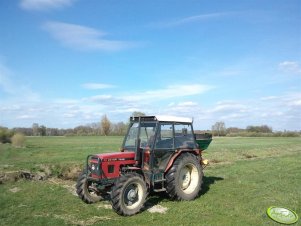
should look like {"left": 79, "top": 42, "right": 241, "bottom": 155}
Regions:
{"left": 152, "top": 123, "right": 175, "bottom": 172}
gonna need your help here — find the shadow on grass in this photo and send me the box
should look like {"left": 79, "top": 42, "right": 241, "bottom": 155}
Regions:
{"left": 199, "top": 176, "right": 224, "bottom": 196}
{"left": 142, "top": 176, "right": 224, "bottom": 213}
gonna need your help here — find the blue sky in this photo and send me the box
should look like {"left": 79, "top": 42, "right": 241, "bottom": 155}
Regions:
{"left": 0, "top": 0, "right": 300, "bottom": 130}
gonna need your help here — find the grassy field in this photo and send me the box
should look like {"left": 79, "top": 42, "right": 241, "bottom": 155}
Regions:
{"left": 0, "top": 136, "right": 300, "bottom": 225}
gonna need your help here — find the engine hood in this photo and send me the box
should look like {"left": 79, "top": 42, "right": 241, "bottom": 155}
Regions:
{"left": 94, "top": 151, "right": 135, "bottom": 161}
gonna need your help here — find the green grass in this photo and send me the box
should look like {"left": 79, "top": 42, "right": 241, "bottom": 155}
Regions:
{"left": 0, "top": 136, "right": 301, "bottom": 225}
{"left": 0, "top": 136, "right": 123, "bottom": 172}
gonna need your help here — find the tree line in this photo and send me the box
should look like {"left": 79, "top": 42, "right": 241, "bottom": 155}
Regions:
{"left": 1, "top": 113, "right": 300, "bottom": 143}
{"left": 1, "top": 115, "right": 127, "bottom": 137}
{"left": 210, "top": 121, "right": 300, "bottom": 137}
{"left": 0, "top": 112, "right": 146, "bottom": 143}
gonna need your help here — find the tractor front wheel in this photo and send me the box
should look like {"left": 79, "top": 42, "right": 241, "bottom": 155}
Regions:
{"left": 111, "top": 173, "right": 147, "bottom": 216}
{"left": 166, "top": 153, "right": 203, "bottom": 201}
{"left": 76, "top": 170, "right": 103, "bottom": 204}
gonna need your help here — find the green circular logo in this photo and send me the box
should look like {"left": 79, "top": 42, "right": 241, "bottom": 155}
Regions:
{"left": 267, "top": 206, "right": 299, "bottom": 224}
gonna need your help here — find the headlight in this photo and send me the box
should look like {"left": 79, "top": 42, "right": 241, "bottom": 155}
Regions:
{"left": 90, "top": 163, "right": 98, "bottom": 172}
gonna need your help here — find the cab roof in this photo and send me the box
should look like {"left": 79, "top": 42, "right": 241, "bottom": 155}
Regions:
{"left": 130, "top": 115, "right": 193, "bottom": 123}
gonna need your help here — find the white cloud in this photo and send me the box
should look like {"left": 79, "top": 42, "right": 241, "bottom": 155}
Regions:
{"left": 209, "top": 101, "right": 248, "bottom": 114}
{"left": 260, "top": 96, "right": 278, "bottom": 101}
{"left": 82, "top": 83, "right": 115, "bottom": 90}
{"left": 43, "top": 21, "right": 136, "bottom": 51}
{"left": 85, "top": 95, "right": 132, "bottom": 109}
{"left": 151, "top": 11, "right": 238, "bottom": 28}
{"left": 289, "top": 99, "right": 301, "bottom": 107}
{"left": 53, "top": 98, "right": 79, "bottom": 104}
{"left": 23, "top": 83, "right": 211, "bottom": 127}
{"left": 16, "top": 115, "right": 35, "bottom": 119}
{"left": 63, "top": 113, "right": 76, "bottom": 118}
{"left": 162, "top": 101, "right": 201, "bottom": 118}
{"left": 0, "top": 105, "right": 21, "bottom": 111}
{"left": 167, "top": 101, "right": 199, "bottom": 110}
{"left": 279, "top": 61, "right": 301, "bottom": 75}
{"left": 111, "top": 108, "right": 141, "bottom": 114}
{"left": 20, "top": 0, "right": 75, "bottom": 11}
{"left": 87, "top": 95, "right": 113, "bottom": 102}
{"left": 174, "top": 12, "right": 232, "bottom": 25}
{"left": 1, "top": 70, "right": 300, "bottom": 131}
{"left": 282, "top": 92, "right": 301, "bottom": 107}
{"left": 206, "top": 93, "right": 301, "bottom": 130}
{"left": 124, "top": 84, "right": 213, "bottom": 101}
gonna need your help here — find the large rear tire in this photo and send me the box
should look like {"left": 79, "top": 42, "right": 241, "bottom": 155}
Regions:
{"left": 76, "top": 170, "right": 103, "bottom": 204}
{"left": 111, "top": 173, "right": 147, "bottom": 216}
{"left": 166, "top": 153, "right": 203, "bottom": 200}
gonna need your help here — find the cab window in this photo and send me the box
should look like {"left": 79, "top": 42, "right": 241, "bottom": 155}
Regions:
{"left": 139, "top": 122, "right": 156, "bottom": 148}
{"left": 174, "top": 123, "right": 195, "bottom": 148}
{"left": 155, "top": 123, "right": 174, "bottom": 149}
{"left": 124, "top": 122, "right": 139, "bottom": 151}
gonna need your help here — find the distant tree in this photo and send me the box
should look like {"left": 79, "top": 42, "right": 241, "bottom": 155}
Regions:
{"left": 39, "top": 125, "right": 47, "bottom": 136}
{"left": 246, "top": 125, "right": 272, "bottom": 133}
{"left": 89, "top": 122, "right": 101, "bottom": 135}
{"left": 226, "top": 127, "right": 245, "bottom": 134}
{"left": 32, "top": 123, "right": 39, "bottom": 136}
{"left": 73, "top": 125, "right": 94, "bottom": 136}
{"left": 63, "top": 128, "right": 75, "bottom": 136}
{"left": 211, "top": 121, "right": 226, "bottom": 136}
{"left": 132, "top": 111, "right": 146, "bottom": 117}
{"left": 46, "top": 128, "right": 59, "bottom": 136}
{"left": 113, "top": 122, "right": 127, "bottom": 135}
{"left": 101, "top": 115, "right": 111, "bottom": 136}
{"left": 13, "top": 127, "right": 33, "bottom": 136}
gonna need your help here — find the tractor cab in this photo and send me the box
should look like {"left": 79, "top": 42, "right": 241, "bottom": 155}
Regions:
{"left": 122, "top": 116, "right": 201, "bottom": 173}
{"left": 123, "top": 116, "right": 196, "bottom": 150}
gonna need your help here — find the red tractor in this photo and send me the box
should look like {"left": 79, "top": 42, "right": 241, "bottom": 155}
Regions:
{"left": 76, "top": 115, "right": 212, "bottom": 216}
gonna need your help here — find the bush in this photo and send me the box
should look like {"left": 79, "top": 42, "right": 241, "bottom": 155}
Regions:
{"left": 11, "top": 133, "right": 26, "bottom": 148}
{"left": 0, "top": 127, "right": 13, "bottom": 143}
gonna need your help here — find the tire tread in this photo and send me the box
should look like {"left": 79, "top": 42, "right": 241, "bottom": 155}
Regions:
{"left": 76, "top": 170, "right": 102, "bottom": 204}
{"left": 165, "top": 153, "right": 203, "bottom": 201}
{"left": 111, "top": 173, "right": 147, "bottom": 216}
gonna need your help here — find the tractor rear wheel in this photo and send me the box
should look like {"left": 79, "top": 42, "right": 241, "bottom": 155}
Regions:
{"left": 166, "top": 153, "right": 203, "bottom": 200}
{"left": 111, "top": 173, "right": 147, "bottom": 216}
{"left": 76, "top": 170, "right": 103, "bottom": 204}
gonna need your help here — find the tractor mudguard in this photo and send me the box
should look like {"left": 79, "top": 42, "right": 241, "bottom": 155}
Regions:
{"left": 164, "top": 149, "right": 200, "bottom": 173}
